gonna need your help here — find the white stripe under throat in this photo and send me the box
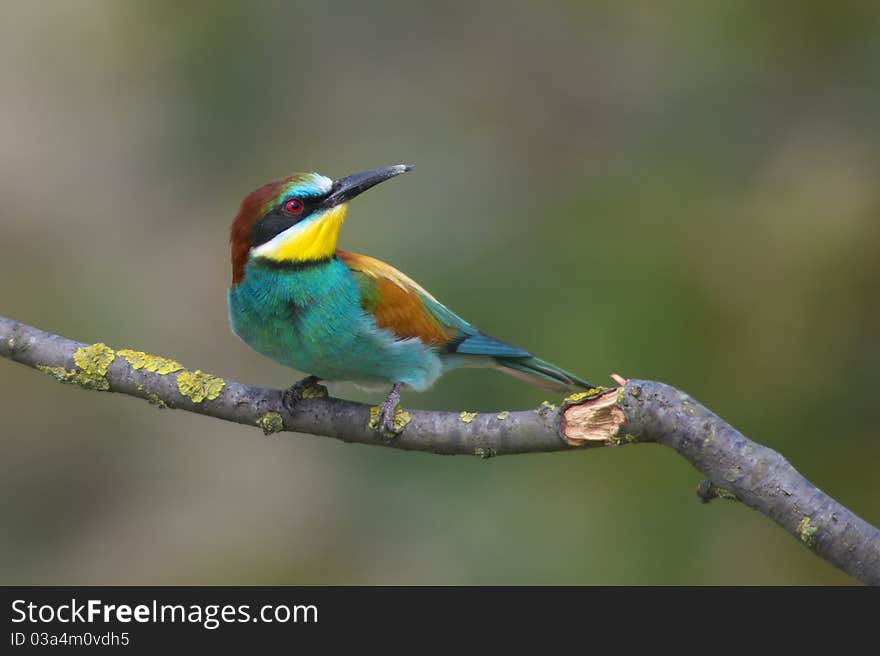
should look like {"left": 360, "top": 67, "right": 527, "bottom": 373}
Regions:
{"left": 252, "top": 204, "right": 348, "bottom": 263}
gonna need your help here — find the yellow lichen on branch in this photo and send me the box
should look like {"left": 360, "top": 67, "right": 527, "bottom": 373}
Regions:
{"left": 797, "top": 516, "right": 818, "bottom": 547}
{"left": 369, "top": 406, "right": 412, "bottom": 436}
{"left": 176, "top": 370, "right": 225, "bottom": 403}
{"left": 299, "top": 382, "right": 329, "bottom": 399}
{"left": 73, "top": 343, "right": 115, "bottom": 377}
{"left": 256, "top": 411, "right": 285, "bottom": 435}
{"left": 117, "top": 349, "right": 184, "bottom": 375}
{"left": 37, "top": 343, "right": 116, "bottom": 391}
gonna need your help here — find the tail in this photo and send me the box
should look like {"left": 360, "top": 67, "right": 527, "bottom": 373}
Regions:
{"left": 494, "top": 356, "right": 594, "bottom": 393}
{"left": 445, "top": 329, "right": 593, "bottom": 393}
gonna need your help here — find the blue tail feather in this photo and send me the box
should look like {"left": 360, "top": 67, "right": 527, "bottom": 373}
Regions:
{"left": 495, "top": 356, "right": 593, "bottom": 392}
{"left": 451, "top": 333, "right": 531, "bottom": 358}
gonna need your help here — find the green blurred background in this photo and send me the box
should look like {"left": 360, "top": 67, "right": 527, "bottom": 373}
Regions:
{"left": 1, "top": 1, "right": 878, "bottom": 585}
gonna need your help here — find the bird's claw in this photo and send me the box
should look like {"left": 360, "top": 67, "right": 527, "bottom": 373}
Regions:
{"left": 374, "top": 400, "right": 402, "bottom": 437}
{"left": 282, "top": 375, "right": 326, "bottom": 414}
{"left": 371, "top": 382, "right": 406, "bottom": 438}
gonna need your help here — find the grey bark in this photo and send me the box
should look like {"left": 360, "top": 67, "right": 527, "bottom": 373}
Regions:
{"left": 618, "top": 382, "right": 880, "bottom": 585}
{"left": 1, "top": 314, "right": 878, "bottom": 584}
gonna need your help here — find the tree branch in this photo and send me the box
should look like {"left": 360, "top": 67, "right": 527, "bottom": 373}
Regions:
{"left": 1, "top": 314, "right": 878, "bottom": 584}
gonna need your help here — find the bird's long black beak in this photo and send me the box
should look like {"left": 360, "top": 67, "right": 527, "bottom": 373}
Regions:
{"left": 324, "top": 164, "right": 412, "bottom": 207}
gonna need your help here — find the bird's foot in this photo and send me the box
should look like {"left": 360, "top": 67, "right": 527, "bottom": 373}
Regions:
{"left": 370, "top": 383, "right": 409, "bottom": 438}
{"left": 282, "top": 375, "right": 327, "bottom": 414}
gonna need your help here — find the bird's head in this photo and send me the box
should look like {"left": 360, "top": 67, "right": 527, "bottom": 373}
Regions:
{"left": 230, "top": 164, "right": 411, "bottom": 285}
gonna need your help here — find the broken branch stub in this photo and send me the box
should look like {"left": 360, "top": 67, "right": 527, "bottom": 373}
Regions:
{"left": 559, "top": 388, "right": 625, "bottom": 446}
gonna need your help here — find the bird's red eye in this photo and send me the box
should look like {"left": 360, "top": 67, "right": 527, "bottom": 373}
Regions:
{"left": 284, "top": 198, "right": 304, "bottom": 214}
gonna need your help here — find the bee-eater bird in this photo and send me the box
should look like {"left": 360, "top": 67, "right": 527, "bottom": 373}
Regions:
{"left": 228, "top": 165, "right": 593, "bottom": 434}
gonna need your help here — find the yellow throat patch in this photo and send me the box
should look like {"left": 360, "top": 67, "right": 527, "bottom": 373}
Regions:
{"left": 254, "top": 203, "right": 348, "bottom": 263}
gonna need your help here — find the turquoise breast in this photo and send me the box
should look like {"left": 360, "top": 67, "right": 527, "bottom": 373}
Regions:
{"left": 227, "top": 258, "right": 443, "bottom": 390}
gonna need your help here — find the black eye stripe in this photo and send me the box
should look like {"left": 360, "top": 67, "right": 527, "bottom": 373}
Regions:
{"left": 249, "top": 203, "right": 313, "bottom": 248}
{"left": 248, "top": 188, "right": 336, "bottom": 249}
